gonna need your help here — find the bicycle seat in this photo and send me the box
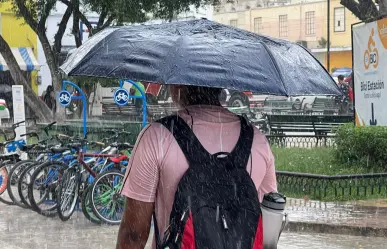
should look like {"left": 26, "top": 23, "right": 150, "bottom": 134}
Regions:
{"left": 117, "top": 143, "right": 134, "bottom": 150}
{"left": 50, "top": 147, "right": 69, "bottom": 154}
{"left": 20, "top": 144, "right": 36, "bottom": 152}
{"left": 70, "top": 143, "right": 82, "bottom": 149}
{"left": 34, "top": 144, "right": 47, "bottom": 150}
{"left": 109, "top": 155, "right": 129, "bottom": 164}
{"left": 0, "top": 154, "right": 19, "bottom": 160}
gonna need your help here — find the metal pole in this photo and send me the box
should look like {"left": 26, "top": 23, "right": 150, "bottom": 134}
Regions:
{"left": 327, "top": 0, "right": 331, "bottom": 73}
{"left": 351, "top": 23, "right": 355, "bottom": 125}
{"left": 83, "top": 99, "right": 87, "bottom": 138}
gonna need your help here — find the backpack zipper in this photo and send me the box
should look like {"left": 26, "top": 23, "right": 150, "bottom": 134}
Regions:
{"left": 173, "top": 207, "right": 189, "bottom": 243}
{"left": 221, "top": 214, "right": 228, "bottom": 230}
{"left": 221, "top": 207, "right": 228, "bottom": 249}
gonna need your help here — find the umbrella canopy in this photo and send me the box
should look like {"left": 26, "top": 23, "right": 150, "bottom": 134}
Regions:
{"left": 60, "top": 19, "right": 341, "bottom": 96}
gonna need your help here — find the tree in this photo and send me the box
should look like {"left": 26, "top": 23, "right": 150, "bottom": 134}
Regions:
{"left": 0, "top": 34, "right": 53, "bottom": 122}
{"left": 340, "top": 0, "right": 387, "bottom": 21}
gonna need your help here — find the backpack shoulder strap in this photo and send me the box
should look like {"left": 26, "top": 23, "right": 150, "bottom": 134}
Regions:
{"left": 157, "top": 115, "right": 254, "bottom": 169}
{"left": 230, "top": 116, "right": 254, "bottom": 169}
{"left": 156, "top": 115, "right": 210, "bottom": 165}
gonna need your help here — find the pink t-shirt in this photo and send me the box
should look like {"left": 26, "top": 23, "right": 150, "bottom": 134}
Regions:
{"left": 120, "top": 105, "right": 277, "bottom": 247}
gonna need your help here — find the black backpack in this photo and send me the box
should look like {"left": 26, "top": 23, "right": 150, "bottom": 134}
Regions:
{"left": 155, "top": 115, "right": 263, "bottom": 249}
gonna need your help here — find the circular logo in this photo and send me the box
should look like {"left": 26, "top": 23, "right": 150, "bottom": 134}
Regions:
{"left": 58, "top": 90, "right": 72, "bottom": 107}
{"left": 114, "top": 88, "right": 129, "bottom": 106}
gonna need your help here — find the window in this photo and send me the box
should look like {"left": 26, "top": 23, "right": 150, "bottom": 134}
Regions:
{"left": 305, "top": 11, "right": 315, "bottom": 35}
{"left": 334, "top": 7, "right": 345, "bottom": 32}
{"left": 279, "top": 15, "right": 288, "bottom": 37}
{"left": 254, "top": 17, "right": 263, "bottom": 33}
{"left": 230, "top": 19, "right": 238, "bottom": 27}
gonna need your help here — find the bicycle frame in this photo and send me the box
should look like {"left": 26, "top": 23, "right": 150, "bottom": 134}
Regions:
{"left": 77, "top": 149, "right": 124, "bottom": 178}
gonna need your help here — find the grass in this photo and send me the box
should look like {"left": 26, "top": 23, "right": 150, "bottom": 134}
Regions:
{"left": 272, "top": 147, "right": 387, "bottom": 201}
{"left": 272, "top": 147, "right": 385, "bottom": 175}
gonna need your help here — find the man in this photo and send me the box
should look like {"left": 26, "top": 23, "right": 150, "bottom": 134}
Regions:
{"left": 116, "top": 85, "right": 277, "bottom": 249}
{"left": 336, "top": 75, "right": 349, "bottom": 114}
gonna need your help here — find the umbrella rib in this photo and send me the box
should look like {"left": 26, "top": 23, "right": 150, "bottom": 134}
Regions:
{"left": 260, "top": 42, "right": 289, "bottom": 96}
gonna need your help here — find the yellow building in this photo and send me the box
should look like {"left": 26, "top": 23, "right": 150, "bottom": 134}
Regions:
{"left": 213, "top": 0, "right": 360, "bottom": 73}
{"left": 0, "top": 1, "right": 40, "bottom": 93}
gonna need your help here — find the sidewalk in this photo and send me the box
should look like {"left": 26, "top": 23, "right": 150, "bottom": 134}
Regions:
{"left": 286, "top": 198, "right": 387, "bottom": 237}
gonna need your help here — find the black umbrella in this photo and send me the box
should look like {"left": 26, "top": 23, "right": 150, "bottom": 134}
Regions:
{"left": 60, "top": 19, "right": 341, "bottom": 96}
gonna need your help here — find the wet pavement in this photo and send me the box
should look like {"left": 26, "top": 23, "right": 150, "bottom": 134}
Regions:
{"left": 286, "top": 198, "right": 387, "bottom": 230}
{"left": 2, "top": 200, "right": 387, "bottom": 248}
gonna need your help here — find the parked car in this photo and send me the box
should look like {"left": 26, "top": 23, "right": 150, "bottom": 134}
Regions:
{"left": 221, "top": 89, "right": 267, "bottom": 108}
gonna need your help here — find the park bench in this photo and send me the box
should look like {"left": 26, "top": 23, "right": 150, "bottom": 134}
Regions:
{"left": 101, "top": 95, "right": 179, "bottom": 121}
{"left": 305, "top": 97, "right": 339, "bottom": 115}
{"left": 227, "top": 106, "right": 266, "bottom": 127}
{"left": 266, "top": 114, "right": 353, "bottom": 145}
{"left": 263, "top": 98, "right": 296, "bottom": 114}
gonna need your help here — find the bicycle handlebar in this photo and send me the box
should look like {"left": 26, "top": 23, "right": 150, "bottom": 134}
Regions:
{"left": 13, "top": 120, "right": 25, "bottom": 127}
{"left": 20, "top": 132, "right": 40, "bottom": 141}
{"left": 43, "top": 121, "right": 57, "bottom": 136}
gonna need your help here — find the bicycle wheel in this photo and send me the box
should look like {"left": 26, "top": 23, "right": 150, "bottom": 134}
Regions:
{"left": 57, "top": 168, "right": 80, "bottom": 221}
{"left": 7, "top": 160, "right": 36, "bottom": 208}
{"left": 18, "top": 162, "right": 41, "bottom": 208}
{"left": 28, "top": 161, "right": 67, "bottom": 217}
{"left": 0, "top": 162, "right": 15, "bottom": 205}
{"left": 90, "top": 170, "right": 125, "bottom": 225}
{"left": 0, "top": 165, "right": 8, "bottom": 196}
{"left": 81, "top": 185, "right": 101, "bottom": 224}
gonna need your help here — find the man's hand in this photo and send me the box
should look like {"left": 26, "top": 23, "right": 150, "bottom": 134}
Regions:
{"left": 116, "top": 197, "right": 154, "bottom": 249}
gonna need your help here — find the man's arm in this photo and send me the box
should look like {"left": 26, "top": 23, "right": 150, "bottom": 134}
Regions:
{"left": 116, "top": 197, "right": 154, "bottom": 249}
{"left": 258, "top": 147, "right": 278, "bottom": 201}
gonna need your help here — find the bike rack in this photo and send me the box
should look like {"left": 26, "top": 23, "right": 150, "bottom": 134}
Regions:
{"left": 119, "top": 79, "right": 147, "bottom": 128}
{"left": 60, "top": 80, "right": 88, "bottom": 138}
{"left": 58, "top": 80, "right": 147, "bottom": 141}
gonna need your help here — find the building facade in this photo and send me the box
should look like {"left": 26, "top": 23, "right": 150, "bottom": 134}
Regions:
{"left": 213, "top": 0, "right": 359, "bottom": 72}
{"left": 0, "top": 1, "right": 40, "bottom": 93}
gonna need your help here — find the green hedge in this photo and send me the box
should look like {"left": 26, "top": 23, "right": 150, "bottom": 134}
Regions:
{"left": 335, "top": 124, "right": 387, "bottom": 168}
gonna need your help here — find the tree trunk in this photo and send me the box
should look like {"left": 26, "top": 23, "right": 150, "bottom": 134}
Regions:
{"left": 379, "top": 0, "right": 387, "bottom": 17}
{"left": 0, "top": 35, "right": 53, "bottom": 122}
{"left": 37, "top": 31, "right": 65, "bottom": 120}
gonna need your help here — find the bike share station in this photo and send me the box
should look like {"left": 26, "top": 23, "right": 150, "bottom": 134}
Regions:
{"left": 352, "top": 17, "right": 387, "bottom": 127}
{"left": 57, "top": 79, "right": 147, "bottom": 140}
{"left": 56, "top": 79, "right": 147, "bottom": 212}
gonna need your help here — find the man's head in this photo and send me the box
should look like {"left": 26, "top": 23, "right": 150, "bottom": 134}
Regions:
{"left": 338, "top": 75, "right": 345, "bottom": 83}
{"left": 169, "top": 85, "right": 222, "bottom": 107}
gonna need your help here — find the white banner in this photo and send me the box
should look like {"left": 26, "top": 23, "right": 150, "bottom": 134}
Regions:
{"left": 12, "top": 85, "right": 27, "bottom": 160}
{"left": 353, "top": 18, "right": 387, "bottom": 126}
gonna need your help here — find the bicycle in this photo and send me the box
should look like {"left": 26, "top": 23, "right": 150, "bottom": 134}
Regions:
{"left": 56, "top": 136, "right": 132, "bottom": 222}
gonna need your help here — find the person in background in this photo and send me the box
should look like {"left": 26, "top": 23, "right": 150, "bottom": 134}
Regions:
{"left": 345, "top": 73, "right": 354, "bottom": 104}
{"left": 116, "top": 85, "right": 277, "bottom": 249}
{"left": 336, "top": 75, "right": 349, "bottom": 114}
{"left": 42, "top": 85, "right": 56, "bottom": 113}
{"left": 130, "top": 81, "right": 145, "bottom": 116}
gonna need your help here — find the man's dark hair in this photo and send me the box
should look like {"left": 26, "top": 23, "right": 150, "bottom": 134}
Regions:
{"left": 338, "top": 75, "right": 345, "bottom": 81}
{"left": 182, "top": 86, "right": 222, "bottom": 106}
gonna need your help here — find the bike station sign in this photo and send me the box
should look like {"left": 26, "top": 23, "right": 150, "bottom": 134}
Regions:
{"left": 58, "top": 90, "right": 72, "bottom": 107}
{"left": 113, "top": 88, "right": 129, "bottom": 106}
{"left": 353, "top": 18, "right": 387, "bottom": 126}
